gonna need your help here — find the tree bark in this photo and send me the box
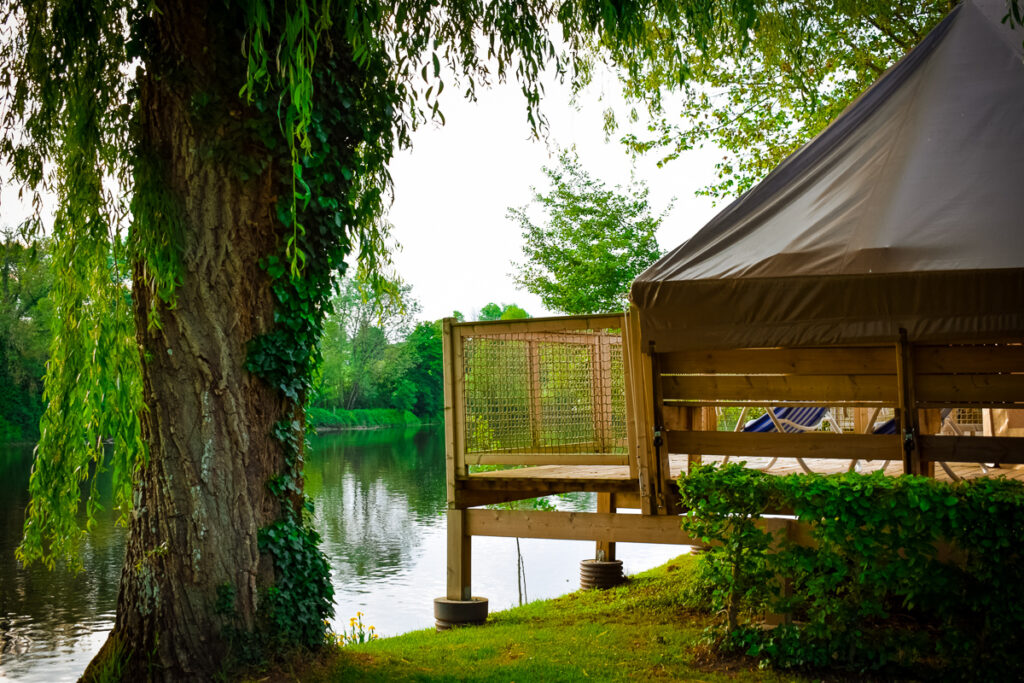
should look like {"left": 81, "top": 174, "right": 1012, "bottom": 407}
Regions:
{"left": 86, "top": 2, "right": 294, "bottom": 679}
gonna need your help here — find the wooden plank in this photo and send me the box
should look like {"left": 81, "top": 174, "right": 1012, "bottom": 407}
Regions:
{"left": 467, "top": 440, "right": 628, "bottom": 455}
{"left": 447, "top": 509, "right": 472, "bottom": 601}
{"left": 662, "top": 405, "right": 690, "bottom": 431}
{"left": 443, "top": 318, "right": 457, "bottom": 506}
{"left": 465, "top": 509, "right": 815, "bottom": 548}
{"left": 918, "top": 435, "right": 1024, "bottom": 464}
{"left": 454, "top": 313, "right": 624, "bottom": 337}
{"left": 466, "top": 454, "right": 629, "bottom": 466}
{"left": 454, "top": 489, "right": 557, "bottom": 509}
{"left": 916, "top": 373, "right": 1024, "bottom": 405}
{"left": 667, "top": 431, "right": 899, "bottom": 460}
{"left": 466, "top": 509, "right": 698, "bottom": 545}
{"left": 659, "top": 347, "right": 895, "bottom": 376}
{"left": 467, "top": 331, "right": 620, "bottom": 346}
{"left": 662, "top": 374, "right": 897, "bottom": 404}
{"left": 914, "top": 344, "right": 1024, "bottom": 374}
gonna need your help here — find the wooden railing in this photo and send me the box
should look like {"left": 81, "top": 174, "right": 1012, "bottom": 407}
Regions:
{"left": 442, "top": 314, "right": 632, "bottom": 479}
{"left": 653, "top": 335, "right": 1024, "bottom": 480}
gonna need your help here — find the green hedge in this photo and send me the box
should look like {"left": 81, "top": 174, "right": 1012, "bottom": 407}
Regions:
{"left": 679, "top": 464, "right": 1024, "bottom": 679}
{"left": 307, "top": 407, "right": 422, "bottom": 429}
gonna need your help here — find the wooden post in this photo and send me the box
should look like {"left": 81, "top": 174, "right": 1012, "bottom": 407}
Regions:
{"left": 443, "top": 318, "right": 458, "bottom": 505}
{"left": 590, "top": 334, "right": 614, "bottom": 453}
{"left": 621, "top": 320, "right": 640, "bottom": 481}
{"left": 853, "top": 407, "right": 870, "bottom": 434}
{"left": 595, "top": 492, "right": 616, "bottom": 561}
{"left": 624, "top": 307, "right": 657, "bottom": 515}
{"left": 895, "top": 329, "right": 924, "bottom": 475}
{"left": 650, "top": 347, "right": 671, "bottom": 514}
{"left": 446, "top": 509, "right": 472, "bottom": 601}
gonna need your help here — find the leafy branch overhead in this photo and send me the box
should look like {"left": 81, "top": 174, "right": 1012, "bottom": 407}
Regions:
{"left": 599, "top": 0, "right": 953, "bottom": 200}
{"left": 511, "top": 149, "right": 665, "bottom": 315}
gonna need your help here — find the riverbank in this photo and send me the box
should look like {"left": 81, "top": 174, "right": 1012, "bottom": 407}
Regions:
{"left": 245, "top": 555, "right": 807, "bottom": 683}
{"left": 309, "top": 407, "right": 435, "bottom": 431}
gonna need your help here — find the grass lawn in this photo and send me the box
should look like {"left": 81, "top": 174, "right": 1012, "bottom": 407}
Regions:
{"left": 257, "top": 554, "right": 811, "bottom": 682}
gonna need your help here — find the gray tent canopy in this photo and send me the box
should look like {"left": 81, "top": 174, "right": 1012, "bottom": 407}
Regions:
{"left": 631, "top": 0, "right": 1024, "bottom": 352}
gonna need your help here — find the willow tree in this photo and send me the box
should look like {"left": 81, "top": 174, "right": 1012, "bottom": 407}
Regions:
{"left": 0, "top": 0, "right": 764, "bottom": 679}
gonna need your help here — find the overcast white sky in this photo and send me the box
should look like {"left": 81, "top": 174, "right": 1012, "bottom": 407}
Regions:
{"left": 386, "top": 72, "right": 724, "bottom": 322}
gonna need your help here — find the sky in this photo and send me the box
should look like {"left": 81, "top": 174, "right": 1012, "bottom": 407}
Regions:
{"left": 0, "top": 62, "right": 728, "bottom": 324}
{"left": 385, "top": 70, "right": 725, "bottom": 322}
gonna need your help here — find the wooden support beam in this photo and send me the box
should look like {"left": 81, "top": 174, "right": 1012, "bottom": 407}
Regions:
{"left": 465, "top": 509, "right": 817, "bottom": 549}
{"left": 447, "top": 509, "right": 472, "bottom": 601}
{"left": 454, "top": 489, "right": 562, "bottom": 509}
{"left": 596, "top": 493, "right": 617, "bottom": 561}
{"left": 466, "top": 509, "right": 697, "bottom": 545}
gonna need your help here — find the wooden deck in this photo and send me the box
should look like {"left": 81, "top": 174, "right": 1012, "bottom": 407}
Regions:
{"left": 461, "top": 456, "right": 1024, "bottom": 503}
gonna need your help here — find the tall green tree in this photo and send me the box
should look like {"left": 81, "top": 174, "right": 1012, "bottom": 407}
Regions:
{"left": 511, "top": 149, "right": 664, "bottom": 315}
{"left": 604, "top": 1, "right": 953, "bottom": 199}
{"left": 0, "top": 0, "right": 771, "bottom": 677}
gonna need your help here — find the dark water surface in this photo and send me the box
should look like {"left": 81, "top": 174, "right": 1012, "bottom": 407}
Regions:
{"left": 1, "top": 427, "right": 685, "bottom": 681}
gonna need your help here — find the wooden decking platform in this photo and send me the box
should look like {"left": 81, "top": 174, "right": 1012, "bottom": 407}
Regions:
{"left": 464, "top": 465, "right": 635, "bottom": 493}
{"left": 462, "top": 457, "right": 1024, "bottom": 501}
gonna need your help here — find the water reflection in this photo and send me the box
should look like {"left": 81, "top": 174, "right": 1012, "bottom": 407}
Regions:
{"left": 0, "top": 444, "right": 125, "bottom": 682}
{"left": 1, "top": 427, "right": 687, "bottom": 681}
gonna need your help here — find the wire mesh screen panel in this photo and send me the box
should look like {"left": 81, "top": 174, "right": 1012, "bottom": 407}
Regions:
{"left": 461, "top": 327, "right": 627, "bottom": 464}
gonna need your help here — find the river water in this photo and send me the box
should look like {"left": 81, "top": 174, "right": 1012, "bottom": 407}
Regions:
{"left": 0, "top": 427, "right": 686, "bottom": 681}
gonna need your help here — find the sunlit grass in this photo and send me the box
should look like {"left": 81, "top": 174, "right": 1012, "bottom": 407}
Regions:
{"left": 292, "top": 555, "right": 810, "bottom": 683}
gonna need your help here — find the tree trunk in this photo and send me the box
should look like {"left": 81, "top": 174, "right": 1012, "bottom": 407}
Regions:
{"left": 86, "top": 3, "right": 295, "bottom": 679}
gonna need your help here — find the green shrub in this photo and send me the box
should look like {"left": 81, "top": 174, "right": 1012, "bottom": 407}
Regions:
{"left": 679, "top": 464, "right": 1024, "bottom": 679}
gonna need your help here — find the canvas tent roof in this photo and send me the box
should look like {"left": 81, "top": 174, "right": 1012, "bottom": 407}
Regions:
{"left": 630, "top": 0, "right": 1024, "bottom": 352}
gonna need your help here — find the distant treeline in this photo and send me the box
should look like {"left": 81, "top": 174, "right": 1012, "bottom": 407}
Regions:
{"left": 310, "top": 274, "right": 529, "bottom": 429}
{"left": 0, "top": 237, "right": 532, "bottom": 439}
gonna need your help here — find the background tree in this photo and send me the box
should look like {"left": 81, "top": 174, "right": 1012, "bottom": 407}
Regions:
{"left": 478, "top": 302, "right": 531, "bottom": 321}
{"left": 511, "top": 149, "right": 664, "bottom": 315}
{"left": 0, "top": 236, "right": 52, "bottom": 442}
{"left": 0, "top": 0, "right": 775, "bottom": 677}
{"left": 317, "top": 273, "right": 420, "bottom": 411}
{"left": 603, "top": 0, "right": 952, "bottom": 199}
